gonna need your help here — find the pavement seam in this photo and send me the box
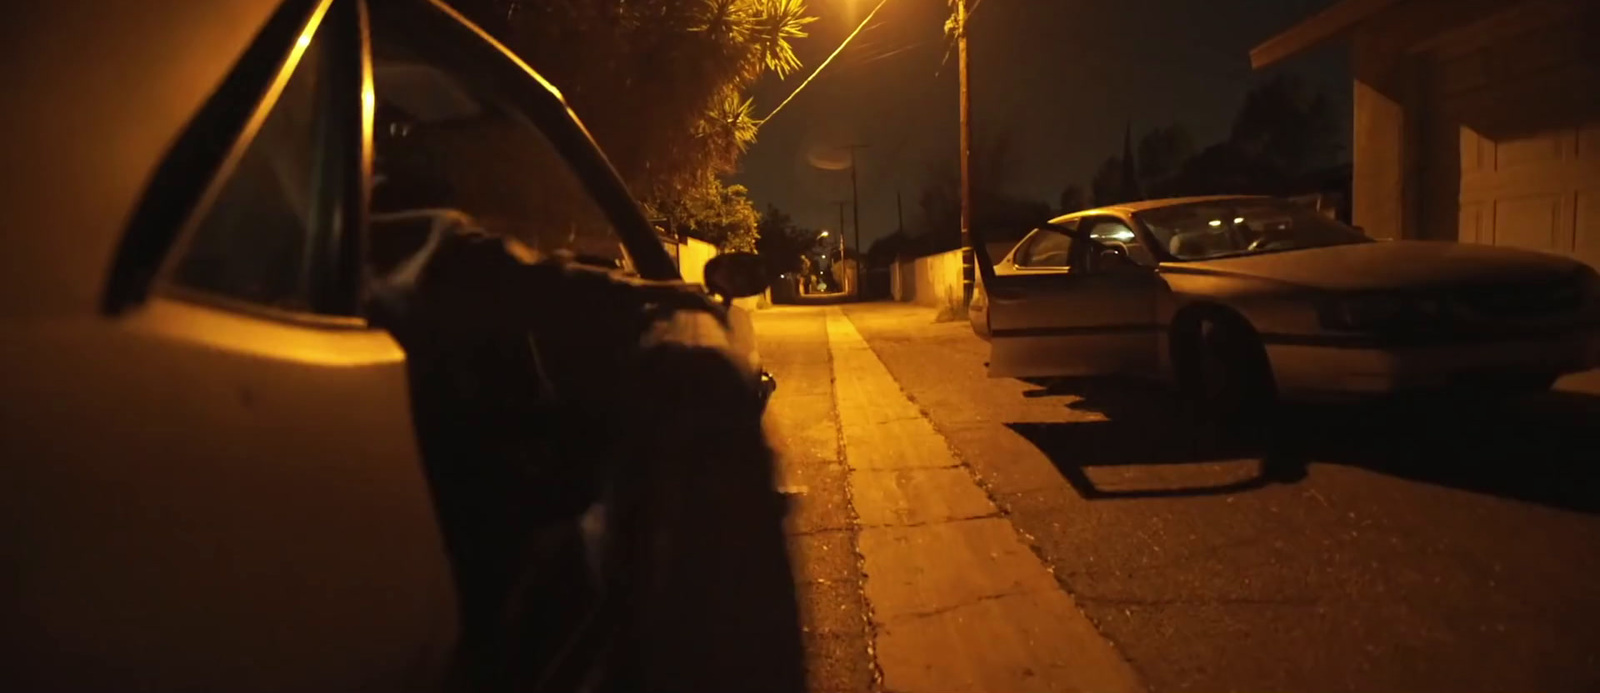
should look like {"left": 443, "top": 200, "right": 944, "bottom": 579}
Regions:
{"left": 825, "top": 314, "right": 888, "bottom": 693}
{"left": 839, "top": 305, "right": 1151, "bottom": 693}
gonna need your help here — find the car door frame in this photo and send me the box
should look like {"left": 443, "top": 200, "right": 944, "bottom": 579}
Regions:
{"left": 368, "top": 0, "right": 680, "bottom": 282}
{"left": 105, "top": 0, "right": 367, "bottom": 317}
{"left": 18, "top": 1, "right": 461, "bottom": 689}
{"left": 982, "top": 213, "right": 1166, "bottom": 379}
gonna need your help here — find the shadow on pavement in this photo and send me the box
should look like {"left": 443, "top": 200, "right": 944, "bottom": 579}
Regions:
{"left": 773, "top": 292, "right": 855, "bottom": 306}
{"left": 1008, "top": 378, "right": 1600, "bottom": 514}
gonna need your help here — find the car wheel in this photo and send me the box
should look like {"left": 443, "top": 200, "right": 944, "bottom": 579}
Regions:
{"left": 1177, "top": 313, "right": 1277, "bottom": 440}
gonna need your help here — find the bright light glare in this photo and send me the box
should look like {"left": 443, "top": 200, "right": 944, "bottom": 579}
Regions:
{"left": 1234, "top": 217, "right": 1245, "bottom": 224}
{"left": 1208, "top": 219, "right": 1222, "bottom": 227}
{"left": 1111, "top": 229, "right": 1136, "bottom": 241}
{"left": 819, "top": 231, "right": 830, "bottom": 237}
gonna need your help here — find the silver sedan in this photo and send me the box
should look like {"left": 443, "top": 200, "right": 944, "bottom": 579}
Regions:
{"left": 970, "top": 195, "right": 1600, "bottom": 414}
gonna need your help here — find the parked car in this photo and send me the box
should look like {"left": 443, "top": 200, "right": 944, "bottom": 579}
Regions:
{"left": 969, "top": 195, "right": 1600, "bottom": 417}
{"left": 1, "top": 0, "right": 786, "bottom": 691}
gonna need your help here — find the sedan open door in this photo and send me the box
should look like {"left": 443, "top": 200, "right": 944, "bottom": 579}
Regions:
{"left": 974, "top": 216, "right": 1165, "bottom": 379}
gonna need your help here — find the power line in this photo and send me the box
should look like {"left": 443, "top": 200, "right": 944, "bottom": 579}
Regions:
{"left": 757, "top": 0, "right": 893, "bottom": 128}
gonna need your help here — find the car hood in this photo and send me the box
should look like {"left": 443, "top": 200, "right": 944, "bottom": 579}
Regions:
{"left": 1166, "top": 240, "right": 1586, "bottom": 291}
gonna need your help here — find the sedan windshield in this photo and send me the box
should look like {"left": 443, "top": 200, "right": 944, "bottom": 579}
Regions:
{"left": 1138, "top": 198, "right": 1369, "bottom": 261}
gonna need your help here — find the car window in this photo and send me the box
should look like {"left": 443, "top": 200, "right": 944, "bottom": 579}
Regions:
{"left": 1081, "top": 217, "right": 1154, "bottom": 267}
{"left": 368, "top": 23, "right": 626, "bottom": 269}
{"left": 169, "top": 21, "right": 338, "bottom": 313}
{"left": 1015, "top": 226, "right": 1075, "bottom": 269}
{"left": 1139, "top": 198, "right": 1369, "bottom": 261}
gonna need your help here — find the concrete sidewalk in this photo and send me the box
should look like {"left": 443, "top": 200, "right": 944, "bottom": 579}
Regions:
{"left": 821, "top": 307, "right": 1143, "bottom": 693}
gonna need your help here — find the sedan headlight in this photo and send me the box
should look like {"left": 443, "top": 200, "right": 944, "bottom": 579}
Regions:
{"left": 1318, "top": 293, "right": 1448, "bottom": 331}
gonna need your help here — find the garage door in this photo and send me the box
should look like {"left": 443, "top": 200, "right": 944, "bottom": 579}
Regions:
{"left": 1420, "top": 0, "right": 1600, "bottom": 267}
{"left": 1457, "top": 125, "right": 1600, "bottom": 267}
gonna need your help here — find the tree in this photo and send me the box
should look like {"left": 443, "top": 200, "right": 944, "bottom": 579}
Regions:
{"left": 912, "top": 160, "right": 963, "bottom": 252}
{"left": 1163, "top": 142, "right": 1280, "bottom": 196}
{"left": 1157, "top": 76, "right": 1342, "bottom": 197}
{"left": 454, "top": 0, "right": 819, "bottom": 204}
{"left": 866, "top": 231, "right": 909, "bottom": 269}
{"left": 656, "top": 172, "right": 762, "bottom": 252}
{"left": 1228, "top": 74, "right": 1339, "bottom": 178}
{"left": 1090, "top": 156, "right": 1125, "bottom": 207}
{"left": 1137, "top": 124, "right": 1196, "bottom": 195}
{"left": 898, "top": 130, "right": 1053, "bottom": 254}
{"left": 1119, "top": 122, "right": 1144, "bottom": 203}
{"left": 1056, "top": 184, "right": 1087, "bottom": 214}
{"left": 755, "top": 204, "right": 819, "bottom": 275}
{"left": 1085, "top": 123, "right": 1150, "bottom": 207}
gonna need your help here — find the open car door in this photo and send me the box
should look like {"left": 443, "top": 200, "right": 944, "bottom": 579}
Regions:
{"left": 971, "top": 217, "right": 1165, "bottom": 379}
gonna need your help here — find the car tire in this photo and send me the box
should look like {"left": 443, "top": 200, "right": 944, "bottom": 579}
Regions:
{"left": 1176, "top": 313, "right": 1277, "bottom": 443}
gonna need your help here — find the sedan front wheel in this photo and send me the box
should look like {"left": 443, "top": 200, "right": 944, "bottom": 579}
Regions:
{"left": 1176, "top": 313, "right": 1277, "bottom": 438}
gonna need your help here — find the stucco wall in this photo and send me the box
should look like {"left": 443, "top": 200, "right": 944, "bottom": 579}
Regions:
{"left": 891, "top": 249, "right": 965, "bottom": 309}
{"left": 672, "top": 237, "right": 720, "bottom": 287}
{"left": 662, "top": 236, "right": 770, "bottom": 309}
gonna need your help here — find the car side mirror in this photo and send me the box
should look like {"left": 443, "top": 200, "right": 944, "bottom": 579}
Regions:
{"left": 704, "top": 252, "right": 769, "bottom": 305}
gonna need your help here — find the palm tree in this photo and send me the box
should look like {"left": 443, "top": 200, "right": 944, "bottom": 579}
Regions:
{"left": 457, "top": 0, "right": 818, "bottom": 203}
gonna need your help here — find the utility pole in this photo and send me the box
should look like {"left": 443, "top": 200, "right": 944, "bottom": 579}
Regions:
{"left": 833, "top": 200, "right": 850, "bottom": 265}
{"left": 896, "top": 190, "right": 904, "bottom": 233}
{"left": 955, "top": 0, "right": 975, "bottom": 308}
{"left": 841, "top": 143, "right": 869, "bottom": 271}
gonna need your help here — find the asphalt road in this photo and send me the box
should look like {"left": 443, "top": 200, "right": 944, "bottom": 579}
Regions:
{"left": 762, "top": 301, "right": 1600, "bottom": 693}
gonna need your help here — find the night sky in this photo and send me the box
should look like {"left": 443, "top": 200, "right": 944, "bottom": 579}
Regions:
{"left": 734, "top": 0, "right": 1350, "bottom": 251}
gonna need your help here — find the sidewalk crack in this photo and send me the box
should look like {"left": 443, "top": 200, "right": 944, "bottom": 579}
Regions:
{"left": 856, "top": 511, "right": 1001, "bottom": 530}
{"left": 880, "top": 588, "right": 1059, "bottom": 623}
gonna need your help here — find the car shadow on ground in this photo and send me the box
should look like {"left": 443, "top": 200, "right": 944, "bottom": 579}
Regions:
{"left": 1008, "top": 378, "right": 1600, "bottom": 514}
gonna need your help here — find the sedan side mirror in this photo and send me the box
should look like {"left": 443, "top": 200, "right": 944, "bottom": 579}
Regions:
{"left": 704, "top": 252, "right": 769, "bottom": 305}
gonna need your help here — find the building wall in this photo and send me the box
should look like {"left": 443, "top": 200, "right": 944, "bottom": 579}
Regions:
{"left": 1349, "top": 0, "right": 1600, "bottom": 268}
{"left": 1351, "top": 29, "right": 1415, "bottom": 241}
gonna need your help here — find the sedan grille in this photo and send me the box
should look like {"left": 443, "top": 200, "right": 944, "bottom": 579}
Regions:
{"left": 1456, "top": 276, "right": 1582, "bottom": 318}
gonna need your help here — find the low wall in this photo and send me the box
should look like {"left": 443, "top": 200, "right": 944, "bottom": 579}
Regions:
{"left": 663, "top": 236, "right": 771, "bottom": 309}
{"left": 668, "top": 237, "right": 720, "bottom": 286}
{"left": 891, "top": 248, "right": 965, "bottom": 309}
{"left": 888, "top": 241, "right": 1017, "bottom": 310}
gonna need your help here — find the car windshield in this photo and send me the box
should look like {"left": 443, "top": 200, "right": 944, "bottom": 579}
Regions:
{"left": 1137, "top": 198, "right": 1369, "bottom": 261}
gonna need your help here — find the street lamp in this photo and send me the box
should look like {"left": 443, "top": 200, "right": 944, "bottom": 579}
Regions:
{"left": 815, "top": 229, "right": 846, "bottom": 294}
{"left": 820, "top": 230, "right": 842, "bottom": 264}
